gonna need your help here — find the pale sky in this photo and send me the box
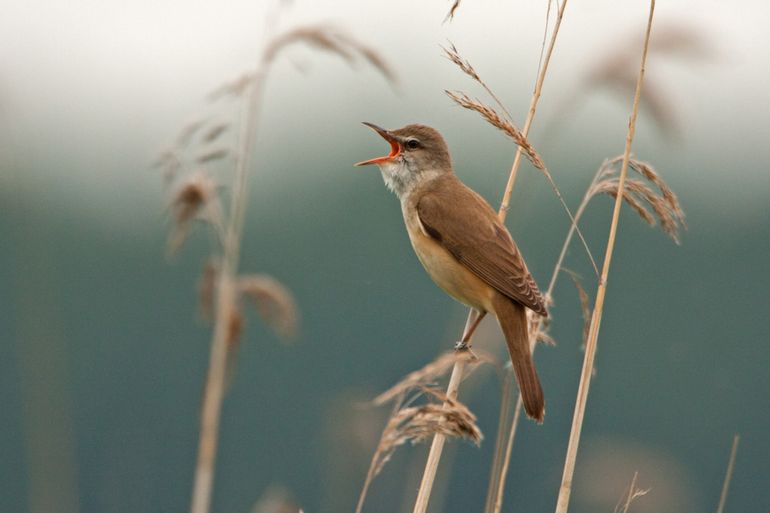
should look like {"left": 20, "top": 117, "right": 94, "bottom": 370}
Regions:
{"left": 1, "top": 0, "right": 768, "bottom": 222}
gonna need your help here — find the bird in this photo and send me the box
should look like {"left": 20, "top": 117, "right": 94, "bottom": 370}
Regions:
{"left": 355, "top": 122, "right": 548, "bottom": 422}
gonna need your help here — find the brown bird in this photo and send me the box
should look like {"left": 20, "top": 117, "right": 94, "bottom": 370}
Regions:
{"left": 355, "top": 122, "right": 548, "bottom": 422}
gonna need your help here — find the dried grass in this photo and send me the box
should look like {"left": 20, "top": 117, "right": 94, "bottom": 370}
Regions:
{"left": 446, "top": 91, "right": 545, "bottom": 171}
{"left": 614, "top": 472, "right": 650, "bottom": 513}
{"left": 212, "top": 25, "right": 397, "bottom": 102}
{"left": 565, "top": 270, "right": 591, "bottom": 349}
{"left": 554, "top": 21, "right": 713, "bottom": 138}
{"left": 226, "top": 306, "right": 244, "bottom": 350}
{"left": 203, "top": 123, "right": 229, "bottom": 143}
{"left": 198, "top": 260, "right": 218, "bottom": 322}
{"left": 167, "top": 172, "right": 220, "bottom": 255}
{"left": 176, "top": 118, "right": 208, "bottom": 147}
{"left": 238, "top": 274, "right": 299, "bottom": 340}
{"left": 158, "top": 18, "right": 394, "bottom": 513}
{"left": 373, "top": 350, "right": 494, "bottom": 406}
{"left": 196, "top": 147, "right": 230, "bottom": 164}
{"left": 716, "top": 435, "right": 740, "bottom": 513}
{"left": 372, "top": 387, "right": 482, "bottom": 477}
{"left": 445, "top": 1, "right": 461, "bottom": 22}
{"left": 356, "top": 385, "right": 482, "bottom": 513}
{"left": 443, "top": 44, "right": 514, "bottom": 121}
{"left": 555, "top": 4, "right": 657, "bottom": 513}
{"left": 591, "top": 157, "right": 685, "bottom": 243}
{"left": 445, "top": 85, "right": 599, "bottom": 275}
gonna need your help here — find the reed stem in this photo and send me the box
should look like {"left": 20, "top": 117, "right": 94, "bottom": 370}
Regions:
{"left": 189, "top": 65, "right": 267, "bottom": 513}
{"left": 414, "top": 2, "right": 569, "bottom": 511}
{"left": 554, "top": 3, "right": 656, "bottom": 512}
{"left": 716, "top": 434, "right": 740, "bottom": 513}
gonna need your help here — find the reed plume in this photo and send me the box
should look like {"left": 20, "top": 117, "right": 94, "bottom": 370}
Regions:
{"left": 158, "top": 17, "right": 394, "bottom": 513}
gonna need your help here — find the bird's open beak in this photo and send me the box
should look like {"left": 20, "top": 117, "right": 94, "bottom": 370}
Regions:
{"left": 354, "top": 122, "right": 401, "bottom": 166}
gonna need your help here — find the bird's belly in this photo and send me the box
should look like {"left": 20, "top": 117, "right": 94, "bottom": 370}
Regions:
{"left": 409, "top": 230, "right": 494, "bottom": 312}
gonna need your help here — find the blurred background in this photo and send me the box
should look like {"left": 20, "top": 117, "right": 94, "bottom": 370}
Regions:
{"left": 2, "top": 1, "right": 768, "bottom": 512}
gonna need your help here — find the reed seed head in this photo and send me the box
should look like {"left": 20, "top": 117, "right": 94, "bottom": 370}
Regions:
{"left": 238, "top": 274, "right": 299, "bottom": 341}
{"left": 370, "top": 387, "right": 482, "bottom": 478}
{"left": 167, "top": 171, "right": 219, "bottom": 255}
{"left": 446, "top": 90, "right": 545, "bottom": 171}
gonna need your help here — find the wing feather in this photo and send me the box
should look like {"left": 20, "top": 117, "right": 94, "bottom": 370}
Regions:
{"left": 416, "top": 180, "right": 547, "bottom": 316}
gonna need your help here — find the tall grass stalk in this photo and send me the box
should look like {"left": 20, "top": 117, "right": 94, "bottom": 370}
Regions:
{"left": 554, "top": 2, "right": 656, "bottom": 512}
{"left": 716, "top": 434, "right": 740, "bottom": 513}
{"left": 411, "top": 315, "right": 475, "bottom": 513}
{"left": 412, "top": 2, "right": 569, "bottom": 512}
{"left": 190, "top": 63, "right": 268, "bottom": 513}
{"left": 185, "top": 25, "right": 394, "bottom": 513}
{"left": 485, "top": 161, "right": 599, "bottom": 513}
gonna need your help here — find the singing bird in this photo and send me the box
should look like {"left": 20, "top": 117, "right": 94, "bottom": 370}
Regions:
{"left": 355, "top": 123, "right": 548, "bottom": 422}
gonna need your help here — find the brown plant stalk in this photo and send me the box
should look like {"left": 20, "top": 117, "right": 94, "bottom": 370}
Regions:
{"left": 412, "top": 2, "right": 571, "bottom": 512}
{"left": 716, "top": 434, "right": 740, "bottom": 513}
{"left": 189, "top": 53, "right": 268, "bottom": 513}
{"left": 356, "top": 349, "right": 492, "bottom": 513}
{"left": 615, "top": 472, "right": 649, "bottom": 513}
{"left": 554, "top": 2, "right": 657, "bottom": 512}
{"left": 188, "top": 25, "right": 394, "bottom": 513}
{"left": 486, "top": 151, "right": 684, "bottom": 512}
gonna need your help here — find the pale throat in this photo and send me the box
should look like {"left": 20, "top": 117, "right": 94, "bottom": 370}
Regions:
{"left": 378, "top": 160, "right": 441, "bottom": 200}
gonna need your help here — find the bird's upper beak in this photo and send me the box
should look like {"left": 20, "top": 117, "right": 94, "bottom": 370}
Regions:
{"left": 354, "top": 122, "right": 401, "bottom": 166}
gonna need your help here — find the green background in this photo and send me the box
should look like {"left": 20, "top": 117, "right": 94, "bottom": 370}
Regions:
{"left": 2, "top": 1, "right": 768, "bottom": 512}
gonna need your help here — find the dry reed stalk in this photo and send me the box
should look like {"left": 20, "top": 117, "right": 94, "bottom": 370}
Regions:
{"left": 167, "top": 172, "right": 221, "bottom": 256}
{"left": 374, "top": 387, "right": 483, "bottom": 477}
{"left": 615, "top": 472, "right": 649, "bottom": 513}
{"left": 182, "top": 24, "right": 395, "bottom": 513}
{"left": 189, "top": 68, "right": 265, "bottom": 513}
{"left": 446, "top": 88, "right": 598, "bottom": 274}
{"left": 414, "top": 3, "right": 571, "bottom": 513}
{"left": 554, "top": 3, "right": 657, "bottom": 513}
{"left": 411, "top": 313, "right": 475, "bottom": 513}
{"left": 446, "top": 91, "right": 546, "bottom": 171}
{"left": 716, "top": 434, "right": 740, "bottom": 513}
{"left": 445, "top": 43, "right": 599, "bottom": 278}
{"left": 355, "top": 356, "right": 486, "bottom": 513}
{"left": 566, "top": 271, "right": 591, "bottom": 348}
{"left": 445, "top": 1, "right": 461, "bottom": 22}
{"left": 373, "top": 350, "right": 492, "bottom": 406}
{"left": 483, "top": 369, "right": 514, "bottom": 512}
{"left": 238, "top": 274, "right": 299, "bottom": 340}
{"left": 486, "top": 152, "right": 683, "bottom": 513}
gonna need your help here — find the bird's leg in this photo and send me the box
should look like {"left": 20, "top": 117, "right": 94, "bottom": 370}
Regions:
{"left": 454, "top": 310, "right": 487, "bottom": 351}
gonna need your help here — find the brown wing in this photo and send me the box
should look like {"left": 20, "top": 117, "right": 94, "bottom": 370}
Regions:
{"left": 416, "top": 180, "right": 547, "bottom": 316}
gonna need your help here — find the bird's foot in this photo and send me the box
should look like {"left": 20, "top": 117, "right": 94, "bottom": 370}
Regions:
{"left": 454, "top": 340, "right": 470, "bottom": 351}
{"left": 454, "top": 341, "right": 478, "bottom": 360}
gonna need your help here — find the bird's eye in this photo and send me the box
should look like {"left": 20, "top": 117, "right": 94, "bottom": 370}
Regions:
{"left": 405, "top": 139, "right": 420, "bottom": 150}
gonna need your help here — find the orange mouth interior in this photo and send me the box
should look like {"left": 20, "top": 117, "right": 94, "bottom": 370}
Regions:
{"left": 354, "top": 138, "right": 401, "bottom": 166}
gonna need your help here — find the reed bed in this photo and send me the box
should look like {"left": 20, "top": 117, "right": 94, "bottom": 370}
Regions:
{"left": 351, "top": 3, "right": 725, "bottom": 513}
{"left": 155, "top": 3, "right": 737, "bottom": 513}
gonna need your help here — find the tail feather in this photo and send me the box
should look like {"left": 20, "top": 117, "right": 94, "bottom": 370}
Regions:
{"left": 493, "top": 294, "right": 545, "bottom": 423}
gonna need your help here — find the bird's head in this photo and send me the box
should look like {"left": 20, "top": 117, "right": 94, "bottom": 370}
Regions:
{"left": 355, "top": 122, "right": 452, "bottom": 197}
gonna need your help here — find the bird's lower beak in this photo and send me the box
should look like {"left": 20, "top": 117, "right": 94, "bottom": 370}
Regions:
{"left": 354, "top": 122, "right": 402, "bottom": 166}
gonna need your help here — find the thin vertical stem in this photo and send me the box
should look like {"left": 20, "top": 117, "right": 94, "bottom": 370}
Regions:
{"left": 486, "top": 170, "right": 598, "bottom": 513}
{"left": 489, "top": 389, "right": 525, "bottom": 513}
{"left": 483, "top": 370, "right": 514, "bottom": 513}
{"left": 498, "top": 0, "right": 569, "bottom": 216}
{"left": 619, "top": 472, "right": 639, "bottom": 513}
{"left": 189, "top": 65, "right": 267, "bottom": 513}
{"left": 412, "top": 314, "right": 474, "bottom": 513}
{"left": 554, "top": 3, "right": 656, "bottom": 513}
{"left": 414, "top": 2, "right": 571, "bottom": 512}
{"left": 716, "top": 434, "right": 740, "bottom": 513}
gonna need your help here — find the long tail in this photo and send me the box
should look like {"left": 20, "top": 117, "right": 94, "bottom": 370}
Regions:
{"left": 493, "top": 294, "right": 545, "bottom": 423}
